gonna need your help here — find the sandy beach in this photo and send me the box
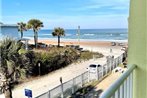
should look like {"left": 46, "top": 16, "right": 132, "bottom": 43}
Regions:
{"left": 0, "top": 39, "right": 127, "bottom": 98}
{"left": 29, "top": 39, "right": 127, "bottom": 47}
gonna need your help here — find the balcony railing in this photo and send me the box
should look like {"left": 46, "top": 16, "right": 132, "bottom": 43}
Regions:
{"left": 100, "top": 64, "right": 137, "bottom": 98}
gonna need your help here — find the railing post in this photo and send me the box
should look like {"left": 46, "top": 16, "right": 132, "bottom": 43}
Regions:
{"left": 121, "top": 53, "right": 123, "bottom": 63}
{"left": 111, "top": 56, "right": 113, "bottom": 70}
{"left": 115, "top": 88, "right": 120, "bottom": 98}
{"left": 115, "top": 58, "right": 117, "bottom": 68}
{"left": 48, "top": 90, "right": 50, "bottom": 98}
{"left": 106, "top": 64, "right": 108, "bottom": 75}
{"left": 111, "top": 94, "right": 115, "bottom": 98}
{"left": 88, "top": 70, "right": 90, "bottom": 82}
{"left": 109, "top": 57, "right": 112, "bottom": 72}
{"left": 100, "top": 67, "right": 103, "bottom": 79}
{"left": 106, "top": 56, "right": 109, "bottom": 73}
{"left": 96, "top": 67, "right": 98, "bottom": 80}
{"left": 130, "top": 72, "right": 133, "bottom": 98}
{"left": 102, "top": 66, "right": 104, "bottom": 77}
{"left": 114, "top": 59, "right": 116, "bottom": 68}
{"left": 72, "top": 78, "right": 75, "bottom": 94}
{"left": 124, "top": 80, "right": 127, "bottom": 98}
{"left": 116, "top": 58, "right": 118, "bottom": 66}
{"left": 118, "top": 56, "right": 120, "bottom": 65}
{"left": 120, "top": 84, "right": 124, "bottom": 98}
{"left": 127, "top": 77, "right": 130, "bottom": 98}
{"left": 112, "top": 56, "right": 114, "bottom": 70}
{"left": 119, "top": 84, "right": 124, "bottom": 98}
{"left": 81, "top": 73, "right": 84, "bottom": 87}
{"left": 98, "top": 68, "right": 101, "bottom": 80}
{"left": 115, "top": 58, "right": 117, "bottom": 67}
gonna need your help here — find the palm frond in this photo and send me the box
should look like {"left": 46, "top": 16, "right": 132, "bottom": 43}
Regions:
{"left": 0, "top": 38, "right": 30, "bottom": 85}
{"left": 52, "top": 27, "right": 65, "bottom": 37}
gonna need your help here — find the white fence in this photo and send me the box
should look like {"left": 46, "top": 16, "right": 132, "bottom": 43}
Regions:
{"left": 35, "top": 53, "right": 124, "bottom": 98}
{"left": 35, "top": 72, "right": 89, "bottom": 98}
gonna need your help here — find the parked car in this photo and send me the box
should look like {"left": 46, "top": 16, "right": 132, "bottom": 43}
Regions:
{"left": 88, "top": 64, "right": 102, "bottom": 73}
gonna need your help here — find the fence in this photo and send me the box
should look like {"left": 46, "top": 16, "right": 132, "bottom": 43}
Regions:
{"left": 35, "top": 53, "right": 125, "bottom": 98}
{"left": 35, "top": 71, "right": 89, "bottom": 98}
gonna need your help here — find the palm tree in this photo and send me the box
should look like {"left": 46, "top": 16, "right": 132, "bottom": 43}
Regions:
{"left": 27, "top": 19, "right": 43, "bottom": 48}
{"left": 0, "top": 38, "right": 30, "bottom": 98}
{"left": 52, "top": 27, "right": 65, "bottom": 47}
{"left": 17, "top": 22, "right": 27, "bottom": 38}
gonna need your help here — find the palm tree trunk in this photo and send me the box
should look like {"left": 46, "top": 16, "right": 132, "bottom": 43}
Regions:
{"left": 34, "top": 30, "right": 38, "bottom": 48}
{"left": 4, "top": 84, "right": 12, "bottom": 98}
{"left": 34, "top": 34, "right": 36, "bottom": 48}
{"left": 36, "top": 32, "right": 38, "bottom": 48}
{"left": 21, "top": 32, "right": 23, "bottom": 39}
{"left": 58, "top": 36, "right": 60, "bottom": 47}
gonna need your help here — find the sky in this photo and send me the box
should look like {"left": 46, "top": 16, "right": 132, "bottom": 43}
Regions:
{"left": 1, "top": 0, "right": 129, "bottom": 29}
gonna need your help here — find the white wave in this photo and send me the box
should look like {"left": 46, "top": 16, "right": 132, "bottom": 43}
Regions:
{"left": 66, "top": 34, "right": 72, "bottom": 36}
{"left": 84, "top": 34, "right": 95, "bottom": 36}
{"left": 120, "top": 34, "right": 127, "bottom": 36}
{"left": 23, "top": 37, "right": 34, "bottom": 40}
{"left": 40, "top": 34, "right": 52, "bottom": 36}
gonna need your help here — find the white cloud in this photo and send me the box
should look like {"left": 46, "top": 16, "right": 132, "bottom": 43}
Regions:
{"left": 2, "top": 0, "right": 129, "bottom": 29}
{"left": 91, "top": 0, "right": 129, "bottom": 5}
{"left": 71, "top": 0, "right": 129, "bottom": 11}
{"left": 2, "top": 13, "right": 128, "bottom": 29}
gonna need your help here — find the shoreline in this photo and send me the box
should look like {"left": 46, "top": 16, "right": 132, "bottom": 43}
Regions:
{"left": 28, "top": 38, "right": 128, "bottom": 48}
{"left": 26, "top": 37, "right": 128, "bottom": 43}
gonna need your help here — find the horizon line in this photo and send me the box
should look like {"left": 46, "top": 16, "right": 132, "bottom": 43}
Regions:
{"left": 41, "top": 28, "right": 128, "bottom": 30}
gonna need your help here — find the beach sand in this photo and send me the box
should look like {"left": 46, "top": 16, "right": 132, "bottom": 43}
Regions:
{"left": 30, "top": 39, "right": 127, "bottom": 56}
{"left": 0, "top": 39, "right": 127, "bottom": 98}
{"left": 29, "top": 39, "right": 127, "bottom": 47}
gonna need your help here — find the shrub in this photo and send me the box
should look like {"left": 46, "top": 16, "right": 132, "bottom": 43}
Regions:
{"left": 25, "top": 47, "right": 103, "bottom": 76}
{"left": 79, "top": 51, "right": 104, "bottom": 61}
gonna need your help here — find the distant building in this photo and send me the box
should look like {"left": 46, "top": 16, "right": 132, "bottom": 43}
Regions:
{"left": 0, "top": 23, "right": 19, "bottom": 39}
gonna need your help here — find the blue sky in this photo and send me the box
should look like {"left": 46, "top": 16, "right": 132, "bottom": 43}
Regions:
{"left": 2, "top": 0, "right": 129, "bottom": 29}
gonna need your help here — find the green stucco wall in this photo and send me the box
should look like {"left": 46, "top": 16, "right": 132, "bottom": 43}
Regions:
{"left": 128, "top": 0, "right": 147, "bottom": 98}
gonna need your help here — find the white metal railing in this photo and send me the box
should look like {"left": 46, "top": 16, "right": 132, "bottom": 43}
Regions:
{"left": 100, "top": 64, "right": 137, "bottom": 98}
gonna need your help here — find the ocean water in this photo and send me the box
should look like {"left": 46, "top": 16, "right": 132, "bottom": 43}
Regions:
{"left": 15, "top": 29, "right": 128, "bottom": 41}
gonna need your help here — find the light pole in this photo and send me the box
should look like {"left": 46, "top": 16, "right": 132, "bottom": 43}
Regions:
{"left": 77, "top": 26, "right": 80, "bottom": 46}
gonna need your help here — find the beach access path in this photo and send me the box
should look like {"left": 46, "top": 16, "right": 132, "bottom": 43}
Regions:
{"left": 0, "top": 45, "right": 124, "bottom": 98}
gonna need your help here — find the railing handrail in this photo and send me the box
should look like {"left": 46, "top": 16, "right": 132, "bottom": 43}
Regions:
{"left": 100, "top": 64, "right": 137, "bottom": 98}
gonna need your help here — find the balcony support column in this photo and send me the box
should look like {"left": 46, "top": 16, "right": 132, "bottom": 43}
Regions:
{"left": 128, "top": 0, "right": 147, "bottom": 98}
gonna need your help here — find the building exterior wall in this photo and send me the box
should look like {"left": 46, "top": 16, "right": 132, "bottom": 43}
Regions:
{"left": 128, "top": 0, "right": 147, "bottom": 98}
